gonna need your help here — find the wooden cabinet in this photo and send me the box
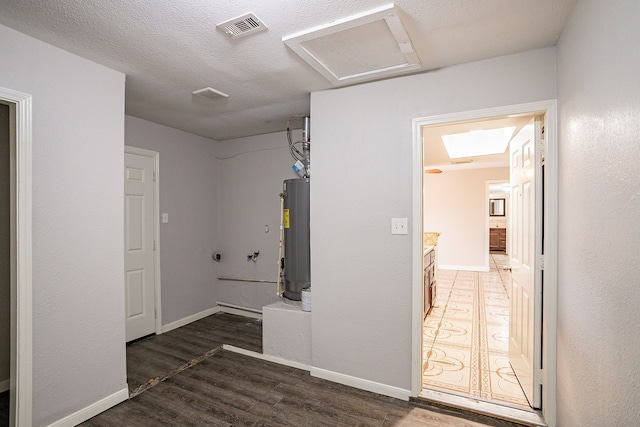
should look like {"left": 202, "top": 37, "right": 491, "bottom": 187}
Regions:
{"left": 489, "top": 228, "right": 507, "bottom": 251}
{"left": 423, "top": 248, "right": 436, "bottom": 318}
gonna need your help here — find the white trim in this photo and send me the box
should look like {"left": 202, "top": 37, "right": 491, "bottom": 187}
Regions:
{"left": 222, "top": 344, "right": 411, "bottom": 400}
{"left": 411, "top": 108, "right": 424, "bottom": 401}
{"left": 217, "top": 302, "right": 263, "bottom": 320}
{"left": 161, "top": 306, "right": 221, "bottom": 334}
{"left": 223, "top": 344, "right": 411, "bottom": 402}
{"left": 45, "top": 388, "right": 129, "bottom": 427}
{"left": 160, "top": 303, "right": 263, "bottom": 334}
{"left": 541, "top": 101, "right": 558, "bottom": 427}
{"left": 222, "top": 344, "right": 311, "bottom": 371}
{"left": 124, "top": 146, "right": 163, "bottom": 335}
{"left": 411, "top": 100, "right": 558, "bottom": 426}
{"left": 0, "top": 378, "right": 9, "bottom": 393}
{"left": 0, "top": 87, "right": 33, "bottom": 427}
{"left": 124, "top": 146, "right": 159, "bottom": 158}
{"left": 485, "top": 182, "right": 491, "bottom": 272}
{"left": 419, "top": 389, "right": 545, "bottom": 426}
{"left": 438, "top": 264, "right": 489, "bottom": 272}
{"left": 311, "top": 367, "right": 411, "bottom": 401}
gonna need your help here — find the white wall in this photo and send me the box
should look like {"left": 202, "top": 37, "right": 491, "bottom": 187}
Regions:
{"left": 217, "top": 131, "right": 300, "bottom": 310}
{"left": 125, "top": 119, "right": 301, "bottom": 316}
{"left": 0, "top": 23, "right": 126, "bottom": 426}
{"left": 125, "top": 116, "right": 221, "bottom": 325}
{"left": 425, "top": 167, "right": 509, "bottom": 270}
{"left": 0, "top": 103, "right": 9, "bottom": 388}
{"left": 311, "top": 47, "right": 556, "bottom": 391}
{"left": 556, "top": 1, "right": 640, "bottom": 425}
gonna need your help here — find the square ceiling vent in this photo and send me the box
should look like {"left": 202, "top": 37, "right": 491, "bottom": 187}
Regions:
{"left": 282, "top": 3, "right": 420, "bottom": 86}
{"left": 217, "top": 12, "right": 267, "bottom": 39}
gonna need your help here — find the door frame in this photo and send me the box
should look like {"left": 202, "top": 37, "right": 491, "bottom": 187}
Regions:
{"left": 0, "top": 87, "right": 33, "bottom": 427}
{"left": 411, "top": 100, "right": 558, "bottom": 426}
{"left": 124, "top": 146, "right": 162, "bottom": 336}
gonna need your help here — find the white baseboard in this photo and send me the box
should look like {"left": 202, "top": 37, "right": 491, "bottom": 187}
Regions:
{"left": 222, "top": 345, "right": 409, "bottom": 402}
{"left": 217, "top": 302, "right": 263, "bottom": 320}
{"left": 46, "top": 388, "right": 129, "bottom": 427}
{"left": 161, "top": 306, "right": 221, "bottom": 333}
{"left": 0, "top": 378, "right": 9, "bottom": 393}
{"left": 161, "top": 303, "right": 262, "bottom": 334}
{"left": 439, "top": 264, "right": 489, "bottom": 272}
{"left": 222, "top": 344, "right": 311, "bottom": 371}
{"left": 310, "top": 367, "right": 411, "bottom": 401}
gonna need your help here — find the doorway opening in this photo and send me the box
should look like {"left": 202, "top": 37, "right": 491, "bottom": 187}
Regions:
{"left": 123, "top": 146, "right": 162, "bottom": 396}
{"left": 0, "top": 87, "right": 33, "bottom": 427}
{"left": 124, "top": 146, "right": 162, "bottom": 344}
{"left": 411, "top": 101, "right": 558, "bottom": 426}
{"left": 488, "top": 180, "right": 509, "bottom": 256}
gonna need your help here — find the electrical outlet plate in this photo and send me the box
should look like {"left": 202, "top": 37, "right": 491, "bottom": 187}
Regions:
{"left": 391, "top": 217, "right": 408, "bottom": 235}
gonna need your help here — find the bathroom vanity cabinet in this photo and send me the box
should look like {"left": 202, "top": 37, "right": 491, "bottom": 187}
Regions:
{"left": 423, "top": 246, "right": 436, "bottom": 318}
{"left": 490, "top": 227, "right": 507, "bottom": 251}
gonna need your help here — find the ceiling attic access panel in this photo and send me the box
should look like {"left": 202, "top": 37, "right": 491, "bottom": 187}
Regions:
{"left": 282, "top": 3, "right": 420, "bottom": 86}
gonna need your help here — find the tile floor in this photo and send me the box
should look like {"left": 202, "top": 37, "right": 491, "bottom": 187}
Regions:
{"left": 422, "top": 254, "right": 531, "bottom": 410}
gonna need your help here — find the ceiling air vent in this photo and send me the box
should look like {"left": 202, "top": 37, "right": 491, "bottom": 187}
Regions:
{"left": 192, "top": 87, "right": 229, "bottom": 100}
{"left": 217, "top": 13, "right": 267, "bottom": 39}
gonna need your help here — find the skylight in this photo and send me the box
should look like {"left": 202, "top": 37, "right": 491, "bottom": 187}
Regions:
{"left": 441, "top": 126, "right": 515, "bottom": 159}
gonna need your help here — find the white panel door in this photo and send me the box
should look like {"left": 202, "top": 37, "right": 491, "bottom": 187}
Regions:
{"left": 509, "top": 118, "right": 543, "bottom": 408}
{"left": 124, "top": 152, "right": 156, "bottom": 342}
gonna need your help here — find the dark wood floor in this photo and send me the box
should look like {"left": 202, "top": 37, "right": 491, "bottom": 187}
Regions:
{"left": 126, "top": 312, "right": 262, "bottom": 394}
{"left": 0, "top": 391, "right": 8, "bottom": 427}
{"left": 86, "top": 349, "right": 527, "bottom": 427}
{"left": 78, "top": 312, "right": 526, "bottom": 427}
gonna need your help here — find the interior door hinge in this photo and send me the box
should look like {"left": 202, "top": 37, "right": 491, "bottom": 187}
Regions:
{"left": 153, "top": 171, "right": 156, "bottom": 182}
{"left": 536, "top": 369, "right": 544, "bottom": 385}
{"left": 154, "top": 307, "right": 157, "bottom": 319}
{"left": 153, "top": 240, "right": 156, "bottom": 251}
{"left": 538, "top": 254, "right": 545, "bottom": 270}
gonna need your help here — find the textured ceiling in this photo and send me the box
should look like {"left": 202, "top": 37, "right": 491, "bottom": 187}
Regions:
{"left": 0, "top": 0, "right": 575, "bottom": 140}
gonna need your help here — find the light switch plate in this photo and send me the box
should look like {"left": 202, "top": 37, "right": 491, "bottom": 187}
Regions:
{"left": 162, "top": 213, "right": 169, "bottom": 224}
{"left": 391, "top": 217, "right": 408, "bottom": 235}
